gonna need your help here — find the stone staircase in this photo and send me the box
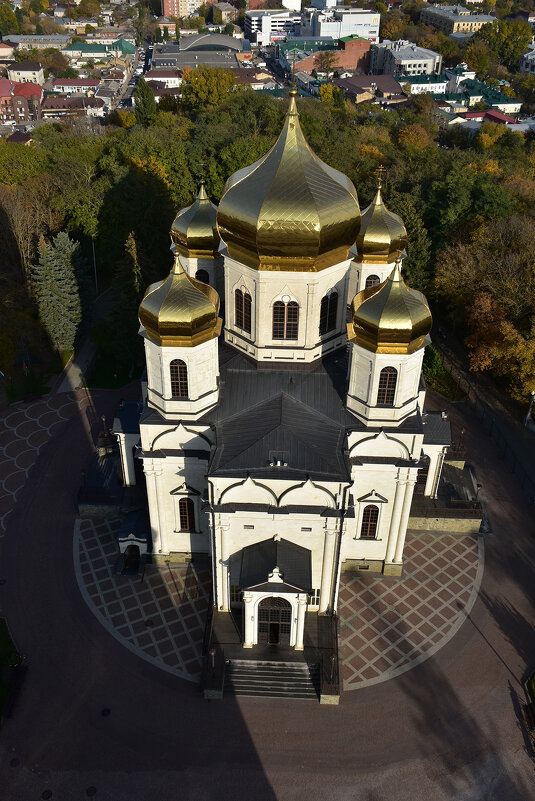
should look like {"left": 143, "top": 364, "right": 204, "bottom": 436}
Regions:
{"left": 224, "top": 660, "right": 320, "bottom": 700}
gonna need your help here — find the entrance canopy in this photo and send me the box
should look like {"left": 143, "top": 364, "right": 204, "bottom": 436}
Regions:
{"left": 240, "top": 537, "right": 311, "bottom": 593}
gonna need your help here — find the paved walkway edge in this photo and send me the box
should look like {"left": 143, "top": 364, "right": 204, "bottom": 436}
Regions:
{"left": 73, "top": 519, "right": 199, "bottom": 684}
{"left": 343, "top": 536, "right": 485, "bottom": 691}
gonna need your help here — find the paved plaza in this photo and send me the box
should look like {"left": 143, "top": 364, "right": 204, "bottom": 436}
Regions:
{"left": 0, "top": 394, "right": 79, "bottom": 536}
{"left": 74, "top": 517, "right": 483, "bottom": 691}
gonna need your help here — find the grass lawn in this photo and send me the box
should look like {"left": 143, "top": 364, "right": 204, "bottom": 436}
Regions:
{"left": 86, "top": 354, "right": 131, "bottom": 389}
{"left": 0, "top": 618, "right": 21, "bottom": 718}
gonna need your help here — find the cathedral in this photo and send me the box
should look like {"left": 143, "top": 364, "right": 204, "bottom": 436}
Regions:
{"left": 113, "top": 88, "right": 449, "bottom": 658}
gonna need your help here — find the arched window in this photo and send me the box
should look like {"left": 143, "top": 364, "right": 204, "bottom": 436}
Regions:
{"left": 319, "top": 291, "right": 338, "bottom": 336}
{"left": 365, "top": 275, "right": 381, "bottom": 289}
{"left": 272, "top": 300, "right": 299, "bottom": 340}
{"left": 170, "top": 359, "right": 188, "bottom": 399}
{"left": 377, "top": 366, "right": 397, "bottom": 406}
{"left": 179, "top": 498, "right": 195, "bottom": 532}
{"left": 360, "top": 505, "right": 379, "bottom": 539}
{"left": 195, "top": 269, "right": 209, "bottom": 285}
{"left": 235, "top": 288, "right": 252, "bottom": 334}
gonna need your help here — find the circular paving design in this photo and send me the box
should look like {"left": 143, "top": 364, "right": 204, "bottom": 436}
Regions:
{"left": 339, "top": 531, "right": 484, "bottom": 690}
{"left": 76, "top": 518, "right": 483, "bottom": 692}
{"left": 74, "top": 518, "right": 212, "bottom": 682}
{"left": 0, "top": 394, "right": 78, "bottom": 535}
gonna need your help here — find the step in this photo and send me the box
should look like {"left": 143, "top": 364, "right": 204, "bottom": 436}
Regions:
{"left": 224, "top": 660, "right": 320, "bottom": 700}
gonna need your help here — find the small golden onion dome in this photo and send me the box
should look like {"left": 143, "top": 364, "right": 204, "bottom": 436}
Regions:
{"left": 349, "top": 260, "right": 432, "bottom": 354}
{"left": 216, "top": 88, "right": 361, "bottom": 272}
{"left": 139, "top": 253, "right": 221, "bottom": 347}
{"left": 356, "top": 176, "right": 407, "bottom": 264}
{"left": 170, "top": 181, "right": 220, "bottom": 259}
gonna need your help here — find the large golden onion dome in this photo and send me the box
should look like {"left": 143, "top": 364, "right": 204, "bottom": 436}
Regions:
{"left": 356, "top": 173, "right": 407, "bottom": 264}
{"left": 216, "top": 88, "right": 361, "bottom": 272}
{"left": 349, "top": 260, "right": 432, "bottom": 354}
{"left": 170, "top": 181, "right": 220, "bottom": 258}
{"left": 139, "top": 253, "right": 221, "bottom": 347}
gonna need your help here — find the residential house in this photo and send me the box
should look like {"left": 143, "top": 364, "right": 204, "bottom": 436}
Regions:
{"left": 63, "top": 42, "right": 110, "bottom": 61}
{"left": 520, "top": 48, "right": 535, "bottom": 73}
{"left": 213, "top": 3, "right": 238, "bottom": 23}
{"left": 0, "top": 42, "right": 15, "bottom": 60}
{"left": 0, "top": 77, "right": 42, "bottom": 123}
{"left": 7, "top": 61, "right": 45, "bottom": 86}
{"left": 6, "top": 130, "right": 33, "bottom": 143}
{"left": 334, "top": 74, "right": 403, "bottom": 101}
{"left": 52, "top": 78, "right": 101, "bottom": 95}
{"left": 144, "top": 69, "right": 182, "bottom": 88}
{"left": 4, "top": 34, "right": 71, "bottom": 49}
{"left": 41, "top": 95, "right": 106, "bottom": 117}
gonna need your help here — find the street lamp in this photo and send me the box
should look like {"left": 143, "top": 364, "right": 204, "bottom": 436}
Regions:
{"left": 523, "top": 390, "right": 535, "bottom": 428}
{"left": 474, "top": 483, "right": 482, "bottom": 506}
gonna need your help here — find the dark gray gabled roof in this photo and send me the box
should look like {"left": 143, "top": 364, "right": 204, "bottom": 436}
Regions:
{"left": 205, "top": 350, "right": 361, "bottom": 482}
{"left": 240, "top": 537, "right": 311, "bottom": 592}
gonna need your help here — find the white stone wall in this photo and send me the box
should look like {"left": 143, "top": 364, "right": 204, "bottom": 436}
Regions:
{"left": 142, "top": 331, "right": 219, "bottom": 420}
{"left": 347, "top": 252, "right": 400, "bottom": 304}
{"left": 223, "top": 254, "right": 351, "bottom": 364}
{"left": 347, "top": 342, "right": 425, "bottom": 426}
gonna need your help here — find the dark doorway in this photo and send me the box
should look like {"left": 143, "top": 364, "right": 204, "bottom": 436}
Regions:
{"left": 258, "top": 597, "right": 291, "bottom": 646}
{"left": 195, "top": 269, "right": 209, "bottom": 285}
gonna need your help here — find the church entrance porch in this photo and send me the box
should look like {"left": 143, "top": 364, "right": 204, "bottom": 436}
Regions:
{"left": 258, "top": 597, "right": 291, "bottom": 645}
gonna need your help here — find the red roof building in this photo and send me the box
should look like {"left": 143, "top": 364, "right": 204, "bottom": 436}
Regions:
{"left": 463, "top": 109, "right": 517, "bottom": 124}
{"left": 0, "top": 77, "right": 41, "bottom": 122}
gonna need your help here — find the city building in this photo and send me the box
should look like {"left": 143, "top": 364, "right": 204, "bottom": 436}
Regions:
{"left": 402, "top": 73, "right": 449, "bottom": 95}
{"left": 371, "top": 40, "right": 442, "bottom": 77}
{"left": 0, "top": 77, "right": 42, "bottom": 122}
{"left": 0, "top": 42, "right": 15, "bottom": 60}
{"left": 279, "top": 36, "right": 370, "bottom": 75}
{"left": 7, "top": 61, "right": 45, "bottom": 86}
{"left": 3, "top": 34, "right": 71, "bottom": 50}
{"left": 151, "top": 35, "right": 250, "bottom": 70}
{"left": 63, "top": 42, "right": 110, "bottom": 60}
{"left": 419, "top": 5, "right": 494, "bottom": 36}
{"left": 213, "top": 2, "right": 238, "bottom": 23}
{"left": 162, "top": 0, "right": 203, "bottom": 18}
{"left": 520, "top": 47, "right": 535, "bottom": 73}
{"left": 41, "top": 95, "right": 106, "bottom": 117}
{"left": 244, "top": 10, "right": 301, "bottom": 46}
{"left": 301, "top": 8, "right": 380, "bottom": 43}
{"left": 113, "top": 90, "right": 450, "bottom": 675}
{"left": 334, "top": 74, "right": 403, "bottom": 102}
{"left": 144, "top": 69, "right": 183, "bottom": 88}
{"left": 52, "top": 78, "right": 101, "bottom": 95}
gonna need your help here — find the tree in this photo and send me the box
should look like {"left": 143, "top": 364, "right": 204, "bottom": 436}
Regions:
{"left": 314, "top": 50, "right": 339, "bottom": 78}
{"left": 134, "top": 78, "right": 157, "bottom": 126}
{"left": 389, "top": 192, "right": 432, "bottom": 290}
{"left": 0, "top": 0, "right": 18, "bottom": 34}
{"left": 163, "top": 25, "right": 169, "bottom": 40}
{"left": 181, "top": 66, "right": 239, "bottom": 112}
{"left": 475, "top": 19, "right": 532, "bottom": 70}
{"left": 213, "top": 6, "right": 222, "bottom": 24}
{"left": 32, "top": 233, "right": 82, "bottom": 351}
{"left": 224, "top": 22, "right": 234, "bottom": 35}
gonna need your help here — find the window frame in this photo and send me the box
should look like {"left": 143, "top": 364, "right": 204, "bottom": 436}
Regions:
{"left": 178, "top": 497, "right": 195, "bottom": 532}
{"left": 272, "top": 299, "right": 299, "bottom": 341}
{"left": 319, "top": 291, "right": 338, "bottom": 336}
{"left": 359, "top": 504, "right": 379, "bottom": 540}
{"left": 377, "top": 366, "right": 397, "bottom": 407}
{"left": 170, "top": 359, "right": 188, "bottom": 399}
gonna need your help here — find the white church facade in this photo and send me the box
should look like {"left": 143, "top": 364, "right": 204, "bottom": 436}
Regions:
{"left": 113, "top": 89, "right": 450, "bottom": 655}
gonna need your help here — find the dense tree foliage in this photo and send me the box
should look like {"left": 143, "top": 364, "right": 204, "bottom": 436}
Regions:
{"left": 1, "top": 80, "right": 534, "bottom": 402}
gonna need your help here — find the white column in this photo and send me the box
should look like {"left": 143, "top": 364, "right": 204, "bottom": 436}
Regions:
{"left": 295, "top": 594, "right": 307, "bottom": 651}
{"left": 394, "top": 480, "right": 417, "bottom": 563}
{"left": 319, "top": 528, "right": 337, "bottom": 613}
{"left": 424, "top": 450, "right": 440, "bottom": 497}
{"left": 144, "top": 465, "right": 162, "bottom": 554}
{"left": 154, "top": 467, "right": 168, "bottom": 554}
{"left": 385, "top": 478, "right": 405, "bottom": 563}
{"left": 243, "top": 592, "right": 254, "bottom": 648}
{"left": 123, "top": 435, "right": 137, "bottom": 487}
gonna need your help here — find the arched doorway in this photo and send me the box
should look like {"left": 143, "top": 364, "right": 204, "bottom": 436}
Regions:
{"left": 258, "top": 597, "right": 291, "bottom": 645}
{"left": 124, "top": 543, "right": 140, "bottom": 571}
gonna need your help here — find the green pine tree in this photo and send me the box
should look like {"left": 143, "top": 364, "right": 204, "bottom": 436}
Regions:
{"left": 388, "top": 192, "right": 432, "bottom": 291}
{"left": 134, "top": 78, "right": 157, "bottom": 127}
{"left": 32, "top": 233, "right": 82, "bottom": 351}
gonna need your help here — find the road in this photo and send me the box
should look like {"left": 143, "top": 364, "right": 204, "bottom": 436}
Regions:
{"left": 0, "top": 386, "right": 534, "bottom": 800}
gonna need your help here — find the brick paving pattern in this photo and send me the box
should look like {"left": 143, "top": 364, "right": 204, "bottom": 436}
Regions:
{"left": 75, "top": 517, "right": 212, "bottom": 682}
{"left": 0, "top": 394, "right": 78, "bottom": 535}
{"left": 339, "top": 531, "right": 483, "bottom": 690}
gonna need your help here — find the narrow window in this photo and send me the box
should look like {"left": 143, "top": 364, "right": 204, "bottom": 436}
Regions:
{"left": 243, "top": 291, "right": 251, "bottom": 334}
{"left": 286, "top": 301, "right": 299, "bottom": 339}
{"left": 170, "top": 359, "right": 188, "bottom": 398}
{"left": 195, "top": 269, "right": 209, "bottom": 285}
{"left": 365, "top": 275, "right": 381, "bottom": 289}
{"left": 360, "top": 505, "right": 379, "bottom": 539}
{"left": 235, "top": 288, "right": 243, "bottom": 329}
{"left": 273, "top": 300, "right": 299, "bottom": 339}
{"left": 179, "top": 497, "right": 195, "bottom": 531}
{"left": 272, "top": 300, "right": 286, "bottom": 339}
{"left": 377, "top": 366, "right": 397, "bottom": 406}
{"left": 319, "top": 291, "right": 338, "bottom": 336}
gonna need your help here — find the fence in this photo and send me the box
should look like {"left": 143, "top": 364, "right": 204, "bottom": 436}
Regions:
{"left": 435, "top": 345, "right": 535, "bottom": 506}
